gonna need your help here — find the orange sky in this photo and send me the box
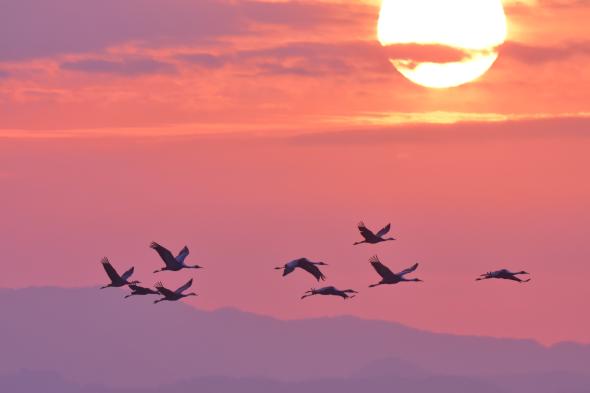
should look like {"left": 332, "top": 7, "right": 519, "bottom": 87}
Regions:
{"left": 0, "top": 0, "right": 589, "bottom": 344}
{"left": 0, "top": 0, "right": 588, "bottom": 133}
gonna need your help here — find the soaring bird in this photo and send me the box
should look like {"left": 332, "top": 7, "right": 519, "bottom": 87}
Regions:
{"left": 154, "top": 279, "right": 197, "bottom": 304}
{"left": 476, "top": 269, "right": 531, "bottom": 283}
{"left": 368, "top": 255, "right": 422, "bottom": 287}
{"left": 150, "top": 242, "right": 203, "bottom": 273}
{"left": 100, "top": 257, "right": 139, "bottom": 289}
{"left": 354, "top": 222, "right": 395, "bottom": 245}
{"left": 301, "top": 286, "right": 357, "bottom": 300}
{"left": 124, "top": 284, "right": 159, "bottom": 299}
{"left": 275, "top": 258, "right": 328, "bottom": 281}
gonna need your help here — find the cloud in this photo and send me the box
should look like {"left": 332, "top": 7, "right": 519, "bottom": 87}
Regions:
{"left": 61, "top": 58, "right": 176, "bottom": 76}
{"left": 501, "top": 41, "right": 590, "bottom": 63}
{"left": 0, "top": 70, "right": 9, "bottom": 78}
{"left": 175, "top": 53, "right": 226, "bottom": 69}
{"left": 382, "top": 43, "right": 475, "bottom": 63}
{"left": 175, "top": 41, "right": 488, "bottom": 78}
{"left": 177, "top": 41, "right": 394, "bottom": 77}
{"left": 0, "top": 0, "right": 373, "bottom": 61}
{"left": 287, "top": 116, "right": 590, "bottom": 145}
{"left": 539, "top": 0, "right": 590, "bottom": 7}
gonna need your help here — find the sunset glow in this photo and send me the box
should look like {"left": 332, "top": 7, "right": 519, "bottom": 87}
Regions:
{"left": 1, "top": 0, "right": 590, "bottom": 362}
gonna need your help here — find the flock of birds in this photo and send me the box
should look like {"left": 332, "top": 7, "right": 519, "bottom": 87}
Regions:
{"left": 100, "top": 222, "right": 531, "bottom": 303}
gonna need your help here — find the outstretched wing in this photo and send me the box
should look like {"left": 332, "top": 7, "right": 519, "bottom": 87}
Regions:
{"left": 175, "top": 278, "right": 193, "bottom": 294}
{"left": 298, "top": 260, "right": 326, "bottom": 281}
{"left": 120, "top": 266, "right": 135, "bottom": 281}
{"left": 358, "top": 222, "right": 376, "bottom": 241}
{"left": 375, "top": 223, "right": 391, "bottom": 238}
{"left": 397, "top": 263, "right": 418, "bottom": 276}
{"left": 150, "top": 242, "right": 181, "bottom": 268}
{"left": 101, "top": 258, "right": 121, "bottom": 282}
{"left": 369, "top": 255, "right": 395, "bottom": 279}
{"left": 154, "top": 282, "right": 176, "bottom": 297}
{"left": 175, "top": 246, "right": 190, "bottom": 264}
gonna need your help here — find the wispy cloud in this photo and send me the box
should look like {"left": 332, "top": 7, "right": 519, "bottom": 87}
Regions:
{"left": 0, "top": 0, "right": 373, "bottom": 61}
{"left": 501, "top": 41, "right": 590, "bottom": 63}
{"left": 287, "top": 115, "right": 590, "bottom": 145}
{"left": 61, "top": 58, "right": 176, "bottom": 76}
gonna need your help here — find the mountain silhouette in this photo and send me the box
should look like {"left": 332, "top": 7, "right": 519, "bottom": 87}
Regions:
{"left": 0, "top": 287, "right": 588, "bottom": 390}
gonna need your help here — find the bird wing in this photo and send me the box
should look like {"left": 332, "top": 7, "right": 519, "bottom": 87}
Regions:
{"left": 298, "top": 260, "right": 326, "bottom": 281}
{"left": 150, "top": 242, "right": 181, "bottom": 268}
{"left": 120, "top": 266, "right": 135, "bottom": 281}
{"left": 101, "top": 258, "right": 121, "bottom": 282}
{"left": 358, "top": 222, "right": 376, "bottom": 240}
{"left": 375, "top": 223, "right": 391, "bottom": 238}
{"left": 369, "top": 255, "right": 395, "bottom": 279}
{"left": 175, "top": 278, "right": 193, "bottom": 294}
{"left": 129, "top": 284, "right": 142, "bottom": 291}
{"left": 175, "top": 246, "right": 190, "bottom": 264}
{"left": 397, "top": 263, "right": 418, "bottom": 276}
{"left": 154, "top": 282, "right": 176, "bottom": 297}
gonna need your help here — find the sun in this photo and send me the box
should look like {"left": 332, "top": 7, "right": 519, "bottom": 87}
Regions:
{"left": 377, "top": 0, "right": 507, "bottom": 88}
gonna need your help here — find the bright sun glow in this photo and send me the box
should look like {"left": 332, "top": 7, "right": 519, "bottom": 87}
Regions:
{"left": 378, "top": 0, "right": 507, "bottom": 88}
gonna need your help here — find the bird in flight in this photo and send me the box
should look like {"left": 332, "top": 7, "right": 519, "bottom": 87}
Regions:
{"left": 154, "top": 279, "right": 197, "bottom": 304}
{"left": 100, "top": 257, "right": 139, "bottom": 289}
{"left": 354, "top": 222, "right": 396, "bottom": 245}
{"left": 124, "top": 284, "right": 160, "bottom": 299}
{"left": 275, "top": 258, "right": 328, "bottom": 281}
{"left": 150, "top": 242, "right": 203, "bottom": 273}
{"left": 301, "top": 286, "right": 358, "bottom": 300}
{"left": 368, "top": 255, "right": 422, "bottom": 287}
{"left": 476, "top": 269, "right": 531, "bottom": 283}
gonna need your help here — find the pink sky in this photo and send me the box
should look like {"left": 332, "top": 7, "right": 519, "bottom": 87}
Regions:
{"left": 0, "top": 0, "right": 589, "bottom": 345}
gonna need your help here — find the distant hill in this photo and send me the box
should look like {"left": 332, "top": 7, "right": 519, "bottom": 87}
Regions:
{"left": 0, "top": 287, "right": 588, "bottom": 390}
{"left": 3, "top": 369, "right": 590, "bottom": 393}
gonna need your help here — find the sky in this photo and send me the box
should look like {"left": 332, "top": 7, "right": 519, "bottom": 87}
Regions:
{"left": 0, "top": 0, "right": 589, "bottom": 345}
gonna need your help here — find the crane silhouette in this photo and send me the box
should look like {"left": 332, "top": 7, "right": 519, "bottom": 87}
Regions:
{"left": 154, "top": 279, "right": 198, "bottom": 303}
{"left": 354, "top": 222, "right": 395, "bottom": 245}
{"left": 100, "top": 257, "right": 139, "bottom": 289}
{"left": 368, "top": 255, "right": 422, "bottom": 287}
{"left": 476, "top": 269, "right": 531, "bottom": 283}
{"left": 124, "top": 284, "right": 159, "bottom": 299}
{"left": 301, "top": 286, "right": 358, "bottom": 300}
{"left": 275, "top": 258, "right": 328, "bottom": 281}
{"left": 151, "top": 242, "right": 203, "bottom": 273}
